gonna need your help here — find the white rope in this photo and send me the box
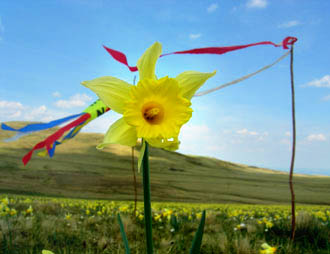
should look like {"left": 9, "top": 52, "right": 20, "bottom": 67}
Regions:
{"left": 194, "top": 50, "right": 290, "bottom": 97}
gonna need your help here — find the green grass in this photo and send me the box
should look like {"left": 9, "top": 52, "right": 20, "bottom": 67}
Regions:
{"left": 0, "top": 196, "right": 329, "bottom": 254}
{"left": 1, "top": 121, "right": 330, "bottom": 205}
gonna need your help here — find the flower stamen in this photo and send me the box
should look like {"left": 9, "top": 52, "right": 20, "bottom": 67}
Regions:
{"left": 144, "top": 108, "right": 159, "bottom": 119}
{"left": 142, "top": 102, "right": 164, "bottom": 125}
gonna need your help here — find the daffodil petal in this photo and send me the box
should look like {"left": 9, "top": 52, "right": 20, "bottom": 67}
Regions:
{"left": 137, "top": 42, "right": 162, "bottom": 80}
{"left": 97, "top": 118, "right": 137, "bottom": 148}
{"left": 81, "top": 76, "right": 132, "bottom": 114}
{"left": 146, "top": 137, "right": 180, "bottom": 151}
{"left": 261, "top": 243, "right": 271, "bottom": 249}
{"left": 175, "top": 70, "right": 216, "bottom": 100}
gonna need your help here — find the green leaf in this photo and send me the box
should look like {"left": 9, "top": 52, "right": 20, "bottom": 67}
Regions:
{"left": 138, "top": 139, "right": 146, "bottom": 173}
{"left": 189, "top": 210, "right": 206, "bottom": 254}
{"left": 170, "top": 214, "right": 179, "bottom": 231}
{"left": 42, "top": 251, "right": 55, "bottom": 254}
{"left": 117, "top": 213, "right": 130, "bottom": 254}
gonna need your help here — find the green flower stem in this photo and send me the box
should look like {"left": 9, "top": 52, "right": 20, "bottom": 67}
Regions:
{"left": 142, "top": 141, "right": 153, "bottom": 254}
{"left": 117, "top": 213, "right": 130, "bottom": 254}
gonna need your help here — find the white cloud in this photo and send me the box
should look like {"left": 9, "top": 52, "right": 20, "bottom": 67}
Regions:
{"left": 237, "top": 128, "right": 248, "bottom": 135}
{"left": 307, "top": 134, "right": 326, "bottom": 142}
{"left": 0, "top": 100, "right": 24, "bottom": 120}
{"left": 322, "top": 95, "right": 330, "bottom": 101}
{"left": 180, "top": 124, "right": 211, "bottom": 140}
{"left": 246, "top": 0, "right": 267, "bottom": 9}
{"left": 235, "top": 128, "right": 269, "bottom": 143}
{"left": 236, "top": 128, "right": 259, "bottom": 136}
{"left": 0, "top": 99, "right": 74, "bottom": 123}
{"left": 307, "top": 75, "right": 330, "bottom": 88}
{"left": 55, "top": 93, "right": 92, "bottom": 108}
{"left": 178, "top": 124, "right": 224, "bottom": 155}
{"left": 52, "top": 91, "right": 61, "bottom": 98}
{"left": 207, "top": 3, "right": 218, "bottom": 13}
{"left": 189, "top": 33, "right": 201, "bottom": 40}
{"left": 278, "top": 20, "right": 301, "bottom": 28}
{"left": 0, "top": 100, "right": 24, "bottom": 110}
{"left": 24, "top": 105, "right": 47, "bottom": 121}
{"left": 9, "top": 110, "right": 22, "bottom": 118}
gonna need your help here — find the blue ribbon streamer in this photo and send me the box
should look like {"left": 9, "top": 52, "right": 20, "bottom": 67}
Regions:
{"left": 46, "top": 119, "right": 88, "bottom": 157}
{"left": 1, "top": 113, "right": 84, "bottom": 133}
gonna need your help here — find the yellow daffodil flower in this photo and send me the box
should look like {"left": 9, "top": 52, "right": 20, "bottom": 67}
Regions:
{"left": 10, "top": 208, "right": 17, "bottom": 216}
{"left": 26, "top": 205, "right": 33, "bottom": 214}
{"left": 82, "top": 42, "right": 216, "bottom": 150}
{"left": 260, "top": 243, "right": 276, "bottom": 254}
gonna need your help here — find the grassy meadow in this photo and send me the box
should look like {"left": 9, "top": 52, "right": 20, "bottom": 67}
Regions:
{"left": 0, "top": 121, "right": 330, "bottom": 253}
{"left": 0, "top": 196, "right": 330, "bottom": 254}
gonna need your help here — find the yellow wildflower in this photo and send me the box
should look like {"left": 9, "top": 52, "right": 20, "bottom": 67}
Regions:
{"left": 1, "top": 198, "right": 9, "bottom": 206}
{"left": 10, "top": 208, "right": 17, "bottom": 216}
{"left": 82, "top": 42, "right": 215, "bottom": 150}
{"left": 260, "top": 243, "right": 276, "bottom": 254}
{"left": 196, "top": 212, "right": 202, "bottom": 220}
{"left": 26, "top": 205, "right": 33, "bottom": 215}
{"left": 154, "top": 213, "right": 162, "bottom": 222}
{"left": 120, "top": 206, "right": 128, "bottom": 213}
{"left": 265, "top": 221, "right": 274, "bottom": 228}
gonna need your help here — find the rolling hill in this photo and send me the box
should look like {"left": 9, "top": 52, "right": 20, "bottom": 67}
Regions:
{"left": 1, "top": 121, "right": 330, "bottom": 205}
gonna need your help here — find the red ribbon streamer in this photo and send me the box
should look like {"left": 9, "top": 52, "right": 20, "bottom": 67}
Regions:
{"left": 103, "top": 46, "right": 138, "bottom": 72}
{"left": 103, "top": 36, "right": 297, "bottom": 72}
{"left": 22, "top": 113, "right": 91, "bottom": 165}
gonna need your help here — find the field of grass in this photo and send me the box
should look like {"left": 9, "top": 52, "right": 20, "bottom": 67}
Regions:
{"left": 0, "top": 195, "right": 329, "bottom": 254}
{"left": 1, "top": 121, "right": 330, "bottom": 205}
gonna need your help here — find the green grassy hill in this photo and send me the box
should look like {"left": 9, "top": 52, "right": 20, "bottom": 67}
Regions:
{"left": 1, "top": 121, "right": 330, "bottom": 205}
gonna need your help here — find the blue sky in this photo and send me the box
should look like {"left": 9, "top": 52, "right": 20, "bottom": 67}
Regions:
{"left": 1, "top": 0, "right": 329, "bottom": 175}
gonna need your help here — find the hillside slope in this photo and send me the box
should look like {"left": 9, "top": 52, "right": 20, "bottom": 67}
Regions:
{"left": 1, "top": 121, "right": 330, "bottom": 205}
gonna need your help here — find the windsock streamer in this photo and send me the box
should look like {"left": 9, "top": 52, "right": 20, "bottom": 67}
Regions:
{"left": 22, "top": 113, "right": 91, "bottom": 165}
{"left": 19, "top": 99, "right": 110, "bottom": 165}
{"left": 36, "top": 117, "right": 89, "bottom": 158}
{"left": 1, "top": 113, "right": 85, "bottom": 142}
{"left": 103, "top": 36, "right": 297, "bottom": 72}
